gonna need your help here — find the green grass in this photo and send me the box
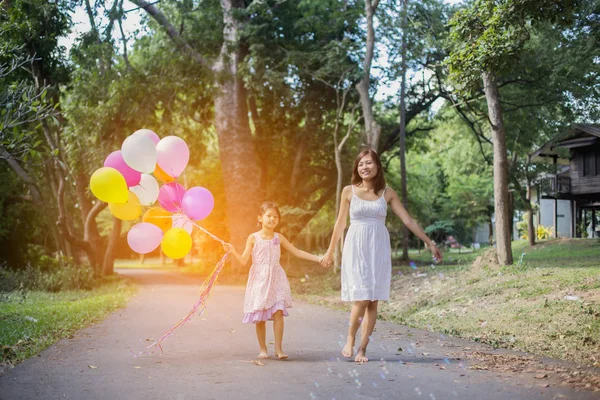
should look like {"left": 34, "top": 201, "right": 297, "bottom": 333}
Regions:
{"left": 0, "top": 278, "right": 137, "bottom": 364}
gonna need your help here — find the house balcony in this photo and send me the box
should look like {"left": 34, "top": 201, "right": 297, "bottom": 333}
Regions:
{"left": 540, "top": 176, "right": 571, "bottom": 196}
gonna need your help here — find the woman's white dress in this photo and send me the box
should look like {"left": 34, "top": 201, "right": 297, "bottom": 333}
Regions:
{"left": 341, "top": 186, "right": 392, "bottom": 301}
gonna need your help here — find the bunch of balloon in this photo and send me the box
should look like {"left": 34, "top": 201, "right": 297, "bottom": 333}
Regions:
{"left": 89, "top": 129, "right": 215, "bottom": 260}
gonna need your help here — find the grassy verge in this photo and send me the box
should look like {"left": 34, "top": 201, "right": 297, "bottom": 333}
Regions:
{"left": 290, "top": 239, "right": 600, "bottom": 368}
{"left": 0, "top": 277, "right": 137, "bottom": 366}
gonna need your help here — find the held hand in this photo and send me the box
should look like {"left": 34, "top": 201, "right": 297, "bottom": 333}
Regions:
{"left": 320, "top": 251, "right": 334, "bottom": 268}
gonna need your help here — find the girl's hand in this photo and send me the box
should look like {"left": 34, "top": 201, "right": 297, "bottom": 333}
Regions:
{"left": 429, "top": 243, "right": 442, "bottom": 263}
{"left": 222, "top": 243, "right": 235, "bottom": 253}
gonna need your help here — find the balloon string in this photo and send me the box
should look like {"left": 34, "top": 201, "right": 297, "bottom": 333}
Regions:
{"left": 133, "top": 214, "right": 229, "bottom": 357}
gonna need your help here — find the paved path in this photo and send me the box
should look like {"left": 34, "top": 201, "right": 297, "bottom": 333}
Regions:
{"left": 0, "top": 269, "right": 596, "bottom": 400}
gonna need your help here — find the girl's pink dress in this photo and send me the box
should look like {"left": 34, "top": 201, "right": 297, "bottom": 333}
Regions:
{"left": 242, "top": 232, "right": 293, "bottom": 323}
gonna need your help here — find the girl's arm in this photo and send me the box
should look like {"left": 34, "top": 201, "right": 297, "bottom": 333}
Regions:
{"left": 387, "top": 187, "right": 443, "bottom": 261}
{"left": 322, "top": 185, "right": 352, "bottom": 265}
{"left": 223, "top": 234, "right": 255, "bottom": 266}
{"left": 278, "top": 234, "right": 321, "bottom": 263}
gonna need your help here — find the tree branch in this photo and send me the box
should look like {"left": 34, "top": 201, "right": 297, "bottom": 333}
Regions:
{"left": 129, "top": 0, "right": 210, "bottom": 69}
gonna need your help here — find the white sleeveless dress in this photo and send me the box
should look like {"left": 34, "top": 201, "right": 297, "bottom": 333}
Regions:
{"left": 341, "top": 186, "right": 392, "bottom": 301}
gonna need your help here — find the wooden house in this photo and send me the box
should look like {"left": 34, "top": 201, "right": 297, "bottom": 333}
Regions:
{"left": 530, "top": 124, "right": 600, "bottom": 238}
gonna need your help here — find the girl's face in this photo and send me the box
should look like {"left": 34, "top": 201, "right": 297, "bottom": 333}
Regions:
{"left": 357, "top": 154, "right": 378, "bottom": 181}
{"left": 259, "top": 208, "right": 280, "bottom": 230}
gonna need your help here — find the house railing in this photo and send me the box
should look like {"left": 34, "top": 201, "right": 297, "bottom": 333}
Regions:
{"left": 540, "top": 176, "right": 571, "bottom": 195}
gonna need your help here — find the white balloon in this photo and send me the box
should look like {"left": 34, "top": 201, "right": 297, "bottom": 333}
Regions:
{"left": 156, "top": 136, "right": 189, "bottom": 178}
{"left": 172, "top": 214, "right": 194, "bottom": 234}
{"left": 130, "top": 174, "right": 159, "bottom": 206}
{"left": 132, "top": 129, "right": 160, "bottom": 145}
{"left": 122, "top": 134, "right": 157, "bottom": 173}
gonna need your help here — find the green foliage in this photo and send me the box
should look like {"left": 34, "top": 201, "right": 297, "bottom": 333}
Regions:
{"left": 0, "top": 165, "right": 43, "bottom": 268}
{"left": 0, "top": 245, "right": 96, "bottom": 293}
{"left": 446, "top": 0, "right": 579, "bottom": 94}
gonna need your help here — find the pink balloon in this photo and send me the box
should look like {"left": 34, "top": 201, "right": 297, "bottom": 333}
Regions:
{"left": 158, "top": 182, "right": 186, "bottom": 212}
{"left": 156, "top": 136, "right": 189, "bottom": 178}
{"left": 182, "top": 186, "right": 214, "bottom": 220}
{"left": 104, "top": 150, "right": 142, "bottom": 187}
{"left": 127, "top": 223, "right": 163, "bottom": 254}
{"left": 133, "top": 129, "right": 160, "bottom": 145}
{"left": 172, "top": 214, "right": 194, "bottom": 234}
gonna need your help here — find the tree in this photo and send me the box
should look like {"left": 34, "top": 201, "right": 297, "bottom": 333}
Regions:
{"left": 446, "top": 0, "right": 579, "bottom": 265}
{"left": 129, "top": 0, "right": 261, "bottom": 261}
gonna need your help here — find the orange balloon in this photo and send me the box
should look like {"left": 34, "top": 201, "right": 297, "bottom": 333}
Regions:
{"left": 142, "top": 207, "right": 172, "bottom": 232}
{"left": 153, "top": 164, "right": 175, "bottom": 183}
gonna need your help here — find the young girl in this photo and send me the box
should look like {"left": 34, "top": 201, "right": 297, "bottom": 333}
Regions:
{"left": 223, "top": 201, "right": 322, "bottom": 360}
{"left": 321, "top": 149, "right": 442, "bottom": 363}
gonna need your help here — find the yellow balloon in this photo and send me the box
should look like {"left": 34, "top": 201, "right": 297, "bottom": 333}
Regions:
{"left": 90, "top": 167, "right": 128, "bottom": 203}
{"left": 109, "top": 191, "right": 142, "bottom": 221}
{"left": 161, "top": 228, "right": 192, "bottom": 259}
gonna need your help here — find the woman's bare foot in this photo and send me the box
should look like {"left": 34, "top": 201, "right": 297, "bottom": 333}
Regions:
{"left": 276, "top": 351, "right": 289, "bottom": 360}
{"left": 258, "top": 348, "right": 269, "bottom": 359}
{"left": 355, "top": 349, "right": 368, "bottom": 363}
{"left": 342, "top": 339, "right": 354, "bottom": 358}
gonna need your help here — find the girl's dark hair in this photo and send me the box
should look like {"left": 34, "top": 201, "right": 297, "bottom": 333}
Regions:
{"left": 351, "top": 148, "right": 386, "bottom": 195}
{"left": 258, "top": 201, "right": 281, "bottom": 225}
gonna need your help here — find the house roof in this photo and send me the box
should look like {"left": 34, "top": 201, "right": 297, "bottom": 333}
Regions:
{"left": 530, "top": 124, "right": 600, "bottom": 161}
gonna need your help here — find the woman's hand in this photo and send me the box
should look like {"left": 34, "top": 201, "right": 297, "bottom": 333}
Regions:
{"left": 429, "top": 243, "right": 442, "bottom": 263}
{"left": 320, "top": 251, "right": 334, "bottom": 268}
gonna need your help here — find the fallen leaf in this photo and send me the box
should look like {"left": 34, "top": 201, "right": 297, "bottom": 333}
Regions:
{"left": 252, "top": 360, "right": 265, "bottom": 366}
{"left": 534, "top": 374, "right": 548, "bottom": 379}
{"left": 88, "top": 365, "right": 97, "bottom": 369}
{"left": 134, "top": 366, "right": 141, "bottom": 369}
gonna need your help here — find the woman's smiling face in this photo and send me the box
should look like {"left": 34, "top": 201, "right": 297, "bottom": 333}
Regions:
{"left": 357, "top": 153, "right": 378, "bottom": 181}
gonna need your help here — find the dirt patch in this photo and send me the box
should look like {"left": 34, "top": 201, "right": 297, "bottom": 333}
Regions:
{"left": 471, "top": 248, "right": 501, "bottom": 272}
{"left": 465, "top": 351, "right": 600, "bottom": 392}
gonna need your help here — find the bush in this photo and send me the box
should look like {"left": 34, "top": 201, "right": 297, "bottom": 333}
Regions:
{"left": 0, "top": 245, "right": 97, "bottom": 293}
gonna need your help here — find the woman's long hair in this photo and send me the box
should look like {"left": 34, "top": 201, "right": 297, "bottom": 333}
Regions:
{"left": 351, "top": 149, "right": 386, "bottom": 195}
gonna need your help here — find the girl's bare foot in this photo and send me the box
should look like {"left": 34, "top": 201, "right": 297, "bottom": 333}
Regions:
{"left": 355, "top": 349, "right": 368, "bottom": 363}
{"left": 258, "top": 348, "right": 269, "bottom": 359}
{"left": 276, "top": 351, "right": 289, "bottom": 360}
{"left": 342, "top": 339, "right": 354, "bottom": 358}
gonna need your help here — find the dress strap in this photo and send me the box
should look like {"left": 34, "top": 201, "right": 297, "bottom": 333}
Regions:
{"left": 351, "top": 185, "right": 355, "bottom": 194}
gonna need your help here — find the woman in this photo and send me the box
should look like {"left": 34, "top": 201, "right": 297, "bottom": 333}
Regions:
{"left": 321, "top": 149, "right": 442, "bottom": 363}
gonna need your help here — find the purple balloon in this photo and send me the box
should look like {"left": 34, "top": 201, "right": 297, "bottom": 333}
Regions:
{"left": 182, "top": 186, "right": 215, "bottom": 221}
{"left": 158, "top": 182, "right": 186, "bottom": 213}
{"left": 127, "top": 223, "right": 163, "bottom": 254}
{"left": 104, "top": 150, "right": 142, "bottom": 187}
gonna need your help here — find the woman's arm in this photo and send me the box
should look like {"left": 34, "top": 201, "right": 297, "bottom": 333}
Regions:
{"left": 278, "top": 235, "right": 321, "bottom": 263}
{"left": 223, "top": 234, "right": 255, "bottom": 266}
{"left": 387, "top": 187, "right": 443, "bottom": 261}
{"left": 322, "top": 185, "right": 352, "bottom": 265}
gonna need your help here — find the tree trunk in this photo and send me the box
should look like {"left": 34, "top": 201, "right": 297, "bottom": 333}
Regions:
{"left": 399, "top": 0, "right": 409, "bottom": 261}
{"left": 213, "top": 0, "right": 261, "bottom": 270}
{"left": 356, "top": 0, "right": 382, "bottom": 150}
{"left": 102, "top": 217, "right": 122, "bottom": 276}
{"left": 526, "top": 180, "right": 536, "bottom": 246}
{"left": 482, "top": 72, "right": 513, "bottom": 265}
